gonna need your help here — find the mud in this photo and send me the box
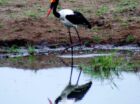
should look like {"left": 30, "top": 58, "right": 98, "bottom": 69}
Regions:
{"left": 0, "top": 0, "right": 140, "bottom": 47}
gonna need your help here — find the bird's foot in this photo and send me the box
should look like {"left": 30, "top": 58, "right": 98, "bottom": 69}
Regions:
{"left": 61, "top": 43, "right": 77, "bottom": 54}
{"left": 61, "top": 43, "right": 83, "bottom": 54}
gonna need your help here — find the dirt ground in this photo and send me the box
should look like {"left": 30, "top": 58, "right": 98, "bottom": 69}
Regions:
{"left": 0, "top": 0, "right": 140, "bottom": 47}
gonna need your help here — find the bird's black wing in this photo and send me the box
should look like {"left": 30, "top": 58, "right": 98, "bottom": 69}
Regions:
{"left": 66, "top": 11, "right": 91, "bottom": 29}
{"left": 67, "top": 81, "right": 92, "bottom": 101}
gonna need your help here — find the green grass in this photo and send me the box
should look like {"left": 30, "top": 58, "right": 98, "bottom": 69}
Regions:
{"left": 28, "top": 55, "right": 36, "bottom": 64}
{"left": 81, "top": 54, "right": 134, "bottom": 79}
{"left": 115, "top": 0, "right": 138, "bottom": 13}
{"left": 121, "top": 20, "right": 129, "bottom": 27}
{"left": 125, "top": 34, "right": 135, "bottom": 43}
{"left": 92, "top": 35, "right": 102, "bottom": 43}
{"left": 90, "top": 55, "right": 124, "bottom": 70}
{"left": 96, "top": 5, "right": 109, "bottom": 16}
{"left": 8, "top": 45, "right": 20, "bottom": 53}
{"left": 84, "top": 40, "right": 92, "bottom": 47}
{"left": 0, "top": 0, "right": 8, "bottom": 5}
{"left": 23, "top": 4, "right": 48, "bottom": 19}
{"left": 27, "top": 45, "right": 36, "bottom": 55}
{"left": 91, "top": 27, "right": 100, "bottom": 32}
{"left": 0, "top": 23, "right": 4, "bottom": 28}
{"left": 69, "top": 0, "right": 76, "bottom": 3}
{"left": 7, "top": 44, "right": 36, "bottom": 55}
{"left": 7, "top": 55, "right": 37, "bottom": 66}
{"left": 24, "top": 10, "right": 39, "bottom": 19}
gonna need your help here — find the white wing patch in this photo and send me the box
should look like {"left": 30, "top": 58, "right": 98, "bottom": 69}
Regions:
{"left": 58, "top": 9, "right": 77, "bottom": 28}
{"left": 59, "top": 9, "right": 74, "bottom": 17}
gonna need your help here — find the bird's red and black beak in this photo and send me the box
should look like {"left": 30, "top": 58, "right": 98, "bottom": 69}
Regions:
{"left": 46, "top": 0, "right": 56, "bottom": 17}
{"left": 47, "top": 8, "right": 52, "bottom": 17}
{"left": 48, "top": 98, "right": 53, "bottom": 104}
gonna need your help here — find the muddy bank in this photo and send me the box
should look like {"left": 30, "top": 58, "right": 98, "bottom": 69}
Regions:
{"left": 0, "top": 17, "right": 140, "bottom": 47}
{"left": 0, "top": 49, "right": 139, "bottom": 70}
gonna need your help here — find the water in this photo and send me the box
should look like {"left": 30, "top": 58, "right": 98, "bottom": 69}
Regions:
{"left": 0, "top": 44, "right": 140, "bottom": 59}
{"left": 0, "top": 67, "right": 140, "bottom": 104}
{"left": 59, "top": 53, "right": 111, "bottom": 58}
{"left": 94, "top": 44, "right": 140, "bottom": 52}
{"left": 0, "top": 44, "right": 140, "bottom": 104}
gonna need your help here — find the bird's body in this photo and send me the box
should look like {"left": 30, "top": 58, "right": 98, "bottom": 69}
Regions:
{"left": 55, "top": 81, "right": 92, "bottom": 104}
{"left": 59, "top": 99, "right": 75, "bottom": 104}
{"left": 58, "top": 9, "right": 91, "bottom": 29}
{"left": 47, "top": 0, "right": 91, "bottom": 29}
{"left": 58, "top": 9, "right": 77, "bottom": 28}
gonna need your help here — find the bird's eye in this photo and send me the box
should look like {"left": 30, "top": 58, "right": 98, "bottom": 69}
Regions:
{"left": 50, "top": 0, "right": 56, "bottom": 3}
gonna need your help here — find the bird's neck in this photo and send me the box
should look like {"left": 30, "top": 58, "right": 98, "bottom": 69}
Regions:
{"left": 53, "top": 1, "right": 60, "bottom": 18}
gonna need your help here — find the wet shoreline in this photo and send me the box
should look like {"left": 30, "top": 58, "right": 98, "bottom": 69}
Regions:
{"left": 0, "top": 44, "right": 139, "bottom": 70}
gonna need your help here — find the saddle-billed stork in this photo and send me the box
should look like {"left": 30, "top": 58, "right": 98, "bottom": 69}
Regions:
{"left": 46, "top": 0, "right": 91, "bottom": 47}
{"left": 47, "top": 0, "right": 91, "bottom": 83}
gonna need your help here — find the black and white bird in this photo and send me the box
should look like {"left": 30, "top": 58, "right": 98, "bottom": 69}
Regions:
{"left": 54, "top": 81, "right": 92, "bottom": 104}
{"left": 48, "top": 68, "right": 92, "bottom": 104}
{"left": 47, "top": 0, "right": 91, "bottom": 47}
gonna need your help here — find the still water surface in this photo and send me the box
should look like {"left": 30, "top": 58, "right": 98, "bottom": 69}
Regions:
{"left": 0, "top": 67, "right": 140, "bottom": 104}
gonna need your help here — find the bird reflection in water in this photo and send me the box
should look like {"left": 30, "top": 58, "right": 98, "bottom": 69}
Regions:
{"left": 48, "top": 76, "right": 92, "bottom": 104}
{"left": 54, "top": 81, "right": 92, "bottom": 104}
{"left": 48, "top": 65, "right": 92, "bottom": 104}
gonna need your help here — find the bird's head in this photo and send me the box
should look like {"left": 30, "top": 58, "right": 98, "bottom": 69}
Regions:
{"left": 47, "top": 0, "right": 57, "bottom": 17}
{"left": 48, "top": 96, "right": 62, "bottom": 104}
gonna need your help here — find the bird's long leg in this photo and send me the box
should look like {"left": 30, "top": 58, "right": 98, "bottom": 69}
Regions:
{"left": 61, "top": 28, "right": 81, "bottom": 54}
{"left": 76, "top": 66, "right": 82, "bottom": 85}
{"left": 74, "top": 27, "right": 82, "bottom": 48}
{"left": 68, "top": 28, "right": 74, "bottom": 85}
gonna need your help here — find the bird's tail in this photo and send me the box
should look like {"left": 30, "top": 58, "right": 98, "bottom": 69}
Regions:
{"left": 79, "top": 81, "right": 92, "bottom": 91}
{"left": 67, "top": 81, "right": 92, "bottom": 101}
{"left": 84, "top": 21, "right": 92, "bottom": 29}
{"left": 87, "top": 23, "right": 92, "bottom": 29}
{"left": 82, "top": 17, "right": 92, "bottom": 29}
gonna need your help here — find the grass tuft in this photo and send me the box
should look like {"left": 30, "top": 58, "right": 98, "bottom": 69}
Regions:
{"left": 115, "top": 0, "right": 138, "bottom": 13}
{"left": 96, "top": 5, "right": 109, "bottom": 16}
{"left": 0, "top": 0, "right": 8, "bottom": 5}
{"left": 81, "top": 54, "right": 135, "bottom": 79}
